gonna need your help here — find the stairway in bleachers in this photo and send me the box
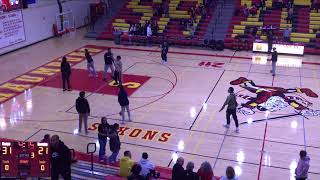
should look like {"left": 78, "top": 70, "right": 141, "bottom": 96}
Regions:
{"left": 204, "top": 0, "right": 235, "bottom": 40}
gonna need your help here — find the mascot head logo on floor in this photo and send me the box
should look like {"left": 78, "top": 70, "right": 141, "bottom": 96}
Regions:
{"left": 230, "top": 77, "right": 320, "bottom": 116}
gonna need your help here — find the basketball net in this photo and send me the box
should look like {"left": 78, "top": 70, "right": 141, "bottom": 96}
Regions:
{"left": 55, "top": 10, "right": 76, "bottom": 38}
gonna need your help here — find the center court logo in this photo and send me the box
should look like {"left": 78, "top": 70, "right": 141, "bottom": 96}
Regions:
{"left": 230, "top": 77, "right": 320, "bottom": 116}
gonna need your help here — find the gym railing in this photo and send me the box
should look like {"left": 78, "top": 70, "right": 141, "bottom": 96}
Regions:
{"left": 87, "top": 142, "right": 97, "bottom": 173}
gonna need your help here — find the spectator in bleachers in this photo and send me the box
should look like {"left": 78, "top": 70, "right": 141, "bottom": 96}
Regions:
{"left": 312, "top": 0, "right": 320, "bottom": 12}
{"left": 138, "top": 152, "right": 155, "bottom": 178}
{"left": 295, "top": 150, "right": 310, "bottom": 180}
{"left": 40, "top": 134, "right": 50, "bottom": 144}
{"left": 152, "top": 21, "right": 159, "bottom": 36}
{"left": 249, "top": 5, "right": 258, "bottom": 16}
{"left": 267, "top": 30, "right": 273, "bottom": 53}
{"left": 275, "top": 0, "right": 283, "bottom": 9}
{"left": 257, "top": 0, "right": 265, "bottom": 9}
{"left": 172, "top": 157, "right": 185, "bottom": 180}
{"left": 197, "top": 3, "right": 204, "bottom": 15}
{"left": 162, "top": 0, "right": 169, "bottom": 17}
{"left": 135, "top": 23, "right": 142, "bottom": 35}
{"left": 98, "top": 117, "right": 110, "bottom": 162}
{"left": 287, "top": 0, "right": 293, "bottom": 10}
{"left": 283, "top": 26, "right": 291, "bottom": 42}
{"left": 197, "top": 161, "right": 214, "bottom": 180}
{"left": 120, "top": 151, "right": 135, "bottom": 177}
{"left": 129, "top": 23, "right": 135, "bottom": 44}
{"left": 127, "top": 164, "right": 144, "bottom": 180}
{"left": 147, "top": 23, "right": 152, "bottom": 46}
{"left": 183, "top": 161, "right": 199, "bottom": 180}
{"left": 243, "top": 4, "right": 249, "bottom": 17}
{"left": 108, "top": 123, "right": 120, "bottom": 164}
{"left": 287, "top": 7, "right": 294, "bottom": 24}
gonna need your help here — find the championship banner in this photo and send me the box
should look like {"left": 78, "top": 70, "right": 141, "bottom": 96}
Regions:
{"left": 0, "top": 10, "right": 26, "bottom": 49}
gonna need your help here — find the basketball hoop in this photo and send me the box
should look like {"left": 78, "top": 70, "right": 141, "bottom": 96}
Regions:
{"left": 55, "top": 10, "right": 75, "bottom": 37}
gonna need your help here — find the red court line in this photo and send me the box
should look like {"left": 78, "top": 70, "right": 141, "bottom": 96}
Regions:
{"left": 257, "top": 122, "right": 268, "bottom": 180}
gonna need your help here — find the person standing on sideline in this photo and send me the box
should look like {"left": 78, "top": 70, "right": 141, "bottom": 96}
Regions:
{"left": 98, "top": 117, "right": 110, "bottom": 162}
{"left": 114, "top": 56, "right": 123, "bottom": 85}
{"left": 40, "top": 134, "right": 50, "bottom": 144}
{"left": 75, "top": 91, "right": 90, "bottom": 134}
{"left": 103, "top": 48, "right": 115, "bottom": 82}
{"left": 183, "top": 161, "right": 199, "bottom": 180}
{"left": 161, "top": 41, "right": 169, "bottom": 64}
{"left": 50, "top": 135, "right": 71, "bottom": 180}
{"left": 219, "top": 87, "right": 239, "bottom": 133}
{"left": 270, "top": 47, "right": 278, "bottom": 76}
{"left": 60, "top": 56, "right": 71, "bottom": 91}
{"left": 108, "top": 123, "right": 121, "bottom": 164}
{"left": 295, "top": 150, "right": 310, "bottom": 180}
{"left": 197, "top": 161, "right": 214, "bottom": 180}
{"left": 118, "top": 85, "right": 131, "bottom": 124}
{"left": 85, "top": 49, "right": 98, "bottom": 77}
{"left": 172, "top": 157, "right": 185, "bottom": 180}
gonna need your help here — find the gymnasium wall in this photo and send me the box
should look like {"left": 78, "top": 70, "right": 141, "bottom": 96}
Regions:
{"left": 0, "top": 0, "right": 93, "bottom": 55}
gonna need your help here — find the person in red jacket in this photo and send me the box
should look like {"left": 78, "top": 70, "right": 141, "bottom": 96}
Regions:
{"left": 197, "top": 161, "right": 214, "bottom": 180}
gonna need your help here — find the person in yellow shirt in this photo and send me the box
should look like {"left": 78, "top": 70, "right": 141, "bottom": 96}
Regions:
{"left": 119, "top": 151, "right": 135, "bottom": 177}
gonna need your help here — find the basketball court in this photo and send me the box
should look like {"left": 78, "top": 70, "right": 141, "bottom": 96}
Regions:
{"left": 0, "top": 30, "right": 320, "bottom": 179}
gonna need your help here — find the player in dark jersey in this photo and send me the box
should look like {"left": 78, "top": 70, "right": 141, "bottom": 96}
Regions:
{"left": 103, "top": 48, "right": 115, "bottom": 81}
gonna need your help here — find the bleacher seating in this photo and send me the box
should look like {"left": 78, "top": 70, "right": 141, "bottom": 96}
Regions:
{"left": 225, "top": 0, "right": 320, "bottom": 54}
{"left": 98, "top": 0, "right": 214, "bottom": 46}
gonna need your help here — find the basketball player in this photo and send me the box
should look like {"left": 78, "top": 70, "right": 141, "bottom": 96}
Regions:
{"left": 114, "top": 56, "right": 123, "bottom": 85}
{"left": 85, "top": 49, "right": 98, "bottom": 77}
{"left": 219, "top": 87, "right": 239, "bottom": 133}
{"left": 161, "top": 41, "right": 169, "bottom": 64}
{"left": 103, "top": 48, "right": 115, "bottom": 82}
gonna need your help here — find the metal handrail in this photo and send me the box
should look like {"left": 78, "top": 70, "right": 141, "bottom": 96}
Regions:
{"left": 86, "top": 143, "right": 97, "bottom": 173}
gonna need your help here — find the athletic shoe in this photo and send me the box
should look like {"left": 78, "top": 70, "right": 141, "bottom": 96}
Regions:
{"left": 67, "top": 89, "right": 72, "bottom": 91}
{"left": 63, "top": 89, "right": 67, "bottom": 92}
{"left": 223, "top": 124, "right": 230, "bottom": 128}
{"left": 235, "top": 128, "right": 239, "bottom": 133}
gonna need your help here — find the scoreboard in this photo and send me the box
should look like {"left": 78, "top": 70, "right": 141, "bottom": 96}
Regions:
{"left": 0, "top": 141, "right": 50, "bottom": 178}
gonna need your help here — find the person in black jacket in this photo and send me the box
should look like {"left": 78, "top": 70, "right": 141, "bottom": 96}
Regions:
{"left": 75, "top": 91, "right": 90, "bottom": 134}
{"left": 183, "top": 162, "right": 199, "bottom": 180}
{"left": 161, "top": 41, "right": 169, "bottom": 64}
{"left": 108, "top": 123, "right": 120, "bottom": 164}
{"left": 127, "top": 164, "right": 145, "bottom": 180}
{"left": 118, "top": 85, "right": 131, "bottom": 124}
{"left": 103, "top": 48, "right": 115, "bottom": 81}
{"left": 50, "top": 135, "right": 71, "bottom": 180}
{"left": 85, "top": 49, "right": 98, "bottom": 77}
{"left": 172, "top": 157, "right": 185, "bottom": 180}
{"left": 60, "top": 56, "right": 71, "bottom": 91}
{"left": 98, "top": 117, "right": 110, "bottom": 162}
{"left": 270, "top": 47, "right": 278, "bottom": 76}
